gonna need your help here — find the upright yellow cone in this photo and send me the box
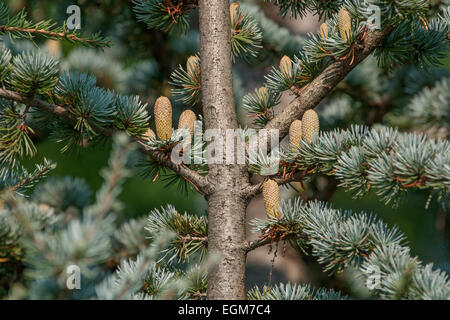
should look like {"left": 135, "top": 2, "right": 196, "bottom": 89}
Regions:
{"left": 280, "top": 55, "right": 293, "bottom": 78}
{"left": 262, "top": 179, "right": 282, "bottom": 219}
{"left": 319, "top": 23, "right": 329, "bottom": 39}
{"left": 289, "top": 120, "right": 302, "bottom": 150}
{"left": 301, "top": 109, "right": 319, "bottom": 142}
{"left": 186, "top": 56, "right": 199, "bottom": 78}
{"left": 338, "top": 8, "right": 352, "bottom": 41}
{"left": 178, "top": 110, "right": 196, "bottom": 138}
{"left": 154, "top": 96, "right": 172, "bottom": 140}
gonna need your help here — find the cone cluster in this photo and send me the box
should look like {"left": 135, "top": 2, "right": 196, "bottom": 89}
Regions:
{"left": 262, "top": 179, "right": 282, "bottom": 219}
{"left": 280, "top": 55, "right": 293, "bottom": 79}
{"left": 301, "top": 109, "right": 319, "bottom": 142}
{"left": 154, "top": 96, "right": 172, "bottom": 141}
{"left": 338, "top": 8, "right": 352, "bottom": 41}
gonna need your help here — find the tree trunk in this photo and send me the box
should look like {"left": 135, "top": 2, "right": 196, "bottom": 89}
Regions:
{"left": 198, "top": 0, "right": 249, "bottom": 299}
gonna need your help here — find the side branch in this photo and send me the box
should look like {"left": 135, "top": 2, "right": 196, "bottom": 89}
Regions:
{"left": 264, "top": 26, "right": 394, "bottom": 138}
{"left": 138, "top": 144, "right": 214, "bottom": 195}
{"left": 242, "top": 171, "right": 305, "bottom": 199}
{"left": 0, "top": 88, "right": 75, "bottom": 123}
{"left": 0, "top": 25, "right": 110, "bottom": 47}
{"left": 243, "top": 233, "right": 303, "bottom": 253}
{"left": 0, "top": 88, "right": 212, "bottom": 194}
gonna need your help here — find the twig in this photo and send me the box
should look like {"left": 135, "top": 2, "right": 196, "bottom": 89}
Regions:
{"left": 0, "top": 87, "right": 213, "bottom": 195}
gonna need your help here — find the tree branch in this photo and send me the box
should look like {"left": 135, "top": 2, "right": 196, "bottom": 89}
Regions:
{"left": 242, "top": 171, "right": 306, "bottom": 199}
{"left": 243, "top": 233, "right": 303, "bottom": 253}
{"left": 265, "top": 26, "right": 394, "bottom": 139}
{"left": 0, "top": 88, "right": 212, "bottom": 194}
{"left": 242, "top": 26, "right": 394, "bottom": 198}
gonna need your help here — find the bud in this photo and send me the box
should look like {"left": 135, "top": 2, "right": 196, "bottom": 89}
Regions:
{"left": 230, "top": 2, "right": 240, "bottom": 20}
{"left": 186, "top": 56, "right": 199, "bottom": 78}
{"left": 257, "top": 87, "right": 268, "bottom": 99}
{"left": 262, "top": 179, "right": 282, "bottom": 219}
{"left": 289, "top": 120, "right": 302, "bottom": 150}
{"left": 178, "top": 109, "right": 196, "bottom": 137}
{"left": 338, "top": 8, "right": 352, "bottom": 41}
{"left": 319, "top": 23, "right": 329, "bottom": 39}
{"left": 154, "top": 96, "right": 172, "bottom": 141}
{"left": 280, "top": 55, "right": 293, "bottom": 78}
{"left": 143, "top": 128, "right": 156, "bottom": 142}
{"left": 301, "top": 109, "right": 319, "bottom": 142}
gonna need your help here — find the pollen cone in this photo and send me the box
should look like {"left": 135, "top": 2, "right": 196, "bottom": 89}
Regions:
{"left": 262, "top": 179, "right": 282, "bottom": 219}
{"left": 230, "top": 2, "right": 240, "bottom": 19}
{"left": 301, "top": 109, "right": 319, "bottom": 143}
{"left": 319, "top": 23, "right": 329, "bottom": 39}
{"left": 280, "top": 55, "right": 293, "bottom": 78}
{"left": 186, "top": 56, "right": 199, "bottom": 78}
{"left": 289, "top": 120, "right": 302, "bottom": 150}
{"left": 178, "top": 109, "right": 196, "bottom": 139}
{"left": 154, "top": 96, "right": 172, "bottom": 141}
{"left": 338, "top": 8, "right": 352, "bottom": 41}
{"left": 143, "top": 128, "right": 156, "bottom": 141}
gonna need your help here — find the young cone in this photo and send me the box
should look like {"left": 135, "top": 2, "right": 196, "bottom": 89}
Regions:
{"left": 186, "top": 56, "right": 199, "bottom": 79}
{"left": 230, "top": 2, "right": 240, "bottom": 20}
{"left": 301, "top": 109, "right": 319, "bottom": 142}
{"left": 338, "top": 8, "right": 352, "bottom": 41}
{"left": 257, "top": 87, "right": 268, "bottom": 99}
{"left": 154, "top": 96, "right": 172, "bottom": 141}
{"left": 262, "top": 179, "right": 282, "bottom": 219}
{"left": 319, "top": 23, "right": 329, "bottom": 39}
{"left": 178, "top": 109, "right": 196, "bottom": 137}
{"left": 280, "top": 55, "right": 293, "bottom": 79}
{"left": 289, "top": 120, "right": 302, "bottom": 150}
{"left": 143, "top": 128, "right": 156, "bottom": 142}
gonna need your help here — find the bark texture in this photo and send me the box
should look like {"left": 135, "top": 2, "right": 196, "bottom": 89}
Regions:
{"left": 198, "top": 0, "right": 250, "bottom": 299}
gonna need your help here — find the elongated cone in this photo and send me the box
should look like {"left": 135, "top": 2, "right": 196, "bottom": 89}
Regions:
{"left": 230, "top": 2, "right": 240, "bottom": 20}
{"left": 301, "top": 109, "right": 319, "bottom": 142}
{"left": 280, "top": 55, "right": 293, "bottom": 78}
{"left": 186, "top": 56, "right": 199, "bottom": 78}
{"left": 262, "top": 179, "right": 282, "bottom": 219}
{"left": 319, "top": 23, "right": 329, "bottom": 39}
{"left": 178, "top": 109, "right": 196, "bottom": 138}
{"left": 143, "top": 128, "right": 156, "bottom": 142}
{"left": 338, "top": 8, "right": 352, "bottom": 41}
{"left": 289, "top": 120, "right": 302, "bottom": 150}
{"left": 154, "top": 96, "right": 172, "bottom": 141}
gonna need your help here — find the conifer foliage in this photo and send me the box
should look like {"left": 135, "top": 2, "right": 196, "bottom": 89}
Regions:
{"left": 0, "top": 0, "right": 449, "bottom": 300}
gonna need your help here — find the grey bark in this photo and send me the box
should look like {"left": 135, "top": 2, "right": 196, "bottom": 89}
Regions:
{"left": 198, "top": 0, "right": 250, "bottom": 299}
